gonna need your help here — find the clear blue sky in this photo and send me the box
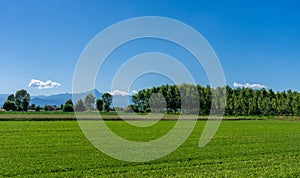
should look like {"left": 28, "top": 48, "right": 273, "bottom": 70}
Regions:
{"left": 1, "top": 0, "right": 300, "bottom": 95}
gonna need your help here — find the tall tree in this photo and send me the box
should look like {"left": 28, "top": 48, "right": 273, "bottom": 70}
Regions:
{"left": 102, "top": 93, "right": 113, "bottom": 112}
{"left": 84, "top": 93, "right": 95, "bottom": 110}
{"left": 63, "top": 100, "right": 74, "bottom": 112}
{"left": 22, "top": 98, "right": 29, "bottom": 111}
{"left": 15, "top": 89, "right": 30, "bottom": 111}
{"left": 7, "top": 94, "right": 15, "bottom": 102}
{"left": 65, "top": 100, "right": 73, "bottom": 106}
{"left": 96, "top": 99, "right": 103, "bottom": 112}
{"left": 75, "top": 99, "right": 86, "bottom": 112}
{"left": 29, "top": 104, "right": 36, "bottom": 110}
{"left": 130, "top": 84, "right": 300, "bottom": 116}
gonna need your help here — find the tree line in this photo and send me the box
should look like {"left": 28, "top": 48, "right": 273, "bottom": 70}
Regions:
{"left": 2, "top": 89, "right": 30, "bottom": 111}
{"left": 130, "top": 84, "right": 300, "bottom": 116}
{"left": 2, "top": 90, "right": 114, "bottom": 112}
{"left": 3, "top": 85, "right": 300, "bottom": 116}
{"left": 71, "top": 92, "right": 113, "bottom": 112}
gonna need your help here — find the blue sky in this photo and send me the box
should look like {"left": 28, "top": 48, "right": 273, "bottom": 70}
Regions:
{"left": 0, "top": 0, "right": 300, "bottom": 96}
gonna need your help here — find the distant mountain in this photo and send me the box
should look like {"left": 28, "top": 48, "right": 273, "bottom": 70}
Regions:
{"left": 72, "top": 89, "right": 102, "bottom": 104}
{"left": 0, "top": 93, "right": 9, "bottom": 107}
{"left": 30, "top": 93, "right": 72, "bottom": 107}
{"left": 31, "top": 89, "right": 102, "bottom": 107}
{"left": 1, "top": 89, "right": 131, "bottom": 108}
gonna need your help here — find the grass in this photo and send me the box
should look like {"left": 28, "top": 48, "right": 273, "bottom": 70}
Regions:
{"left": 1, "top": 120, "right": 300, "bottom": 177}
{"left": 0, "top": 111, "right": 114, "bottom": 121}
{"left": 1, "top": 111, "right": 300, "bottom": 121}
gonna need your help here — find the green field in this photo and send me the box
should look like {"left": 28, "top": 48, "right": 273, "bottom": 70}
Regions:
{"left": 1, "top": 120, "right": 300, "bottom": 177}
{"left": 1, "top": 111, "right": 300, "bottom": 121}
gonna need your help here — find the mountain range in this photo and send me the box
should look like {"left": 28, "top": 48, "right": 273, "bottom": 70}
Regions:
{"left": 0, "top": 89, "right": 131, "bottom": 108}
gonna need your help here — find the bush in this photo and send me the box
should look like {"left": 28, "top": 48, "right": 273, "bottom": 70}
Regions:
{"left": 30, "top": 104, "right": 36, "bottom": 110}
{"left": 114, "top": 107, "right": 124, "bottom": 112}
{"left": 35, "top": 106, "right": 41, "bottom": 112}
{"left": 3, "top": 100, "right": 17, "bottom": 111}
{"left": 96, "top": 99, "right": 103, "bottom": 111}
{"left": 63, "top": 104, "right": 74, "bottom": 112}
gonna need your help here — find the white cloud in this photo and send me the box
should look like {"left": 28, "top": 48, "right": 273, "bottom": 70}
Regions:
{"left": 109, "top": 90, "right": 129, "bottom": 96}
{"left": 109, "top": 90, "right": 138, "bottom": 96}
{"left": 28, "top": 79, "right": 61, "bottom": 89}
{"left": 233, "top": 82, "right": 266, "bottom": 89}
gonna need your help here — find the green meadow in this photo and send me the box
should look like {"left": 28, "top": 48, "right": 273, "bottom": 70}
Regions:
{"left": 1, "top": 119, "right": 300, "bottom": 177}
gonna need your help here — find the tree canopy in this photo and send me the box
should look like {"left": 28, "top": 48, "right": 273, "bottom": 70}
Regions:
{"left": 96, "top": 99, "right": 103, "bottom": 112}
{"left": 131, "top": 84, "right": 300, "bottom": 116}
{"left": 84, "top": 93, "right": 95, "bottom": 110}
{"left": 2, "top": 90, "right": 30, "bottom": 111}
{"left": 102, "top": 93, "right": 113, "bottom": 112}
{"left": 63, "top": 100, "right": 74, "bottom": 112}
{"left": 3, "top": 100, "right": 17, "bottom": 111}
{"left": 2, "top": 86, "right": 300, "bottom": 116}
{"left": 75, "top": 99, "right": 86, "bottom": 112}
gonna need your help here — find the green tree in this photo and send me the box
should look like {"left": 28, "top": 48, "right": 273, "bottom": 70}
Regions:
{"left": 129, "top": 84, "right": 300, "bottom": 117}
{"left": 75, "top": 99, "right": 86, "bottom": 112}
{"left": 249, "top": 91, "right": 259, "bottom": 115}
{"left": 15, "top": 89, "right": 30, "bottom": 111}
{"left": 149, "top": 93, "right": 166, "bottom": 113}
{"left": 63, "top": 104, "right": 74, "bottom": 112}
{"left": 96, "top": 99, "right": 103, "bottom": 111}
{"left": 7, "top": 94, "right": 15, "bottom": 102}
{"left": 22, "top": 98, "right": 29, "bottom": 111}
{"left": 225, "top": 86, "right": 234, "bottom": 115}
{"left": 3, "top": 100, "right": 17, "bottom": 111}
{"left": 65, "top": 100, "right": 73, "bottom": 106}
{"left": 84, "top": 93, "right": 95, "bottom": 110}
{"left": 203, "top": 86, "right": 212, "bottom": 115}
{"left": 63, "top": 100, "right": 74, "bottom": 112}
{"left": 35, "top": 105, "right": 41, "bottom": 112}
{"left": 29, "top": 104, "right": 36, "bottom": 110}
{"left": 44, "top": 105, "right": 49, "bottom": 111}
{"left": 102, "top": 93, "right": 112, "bottom": 112}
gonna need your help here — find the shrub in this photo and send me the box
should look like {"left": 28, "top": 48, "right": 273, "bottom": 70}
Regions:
{"left": 3, "top": 100, "right": 17, "bottom": 111}
{"left": 63, "top": 104, "right": 74, "bottom": 112}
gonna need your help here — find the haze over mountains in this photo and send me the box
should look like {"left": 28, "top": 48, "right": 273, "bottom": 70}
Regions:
{"left": 0, "top": 89, "right": 131, "bottom": 108}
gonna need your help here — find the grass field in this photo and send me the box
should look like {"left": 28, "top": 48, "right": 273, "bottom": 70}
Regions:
{"left": 1, "top": 111, "right": 300, "bottom": 121}
{"left": 1, "top": 120, "right": 300, "bottom": 177}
